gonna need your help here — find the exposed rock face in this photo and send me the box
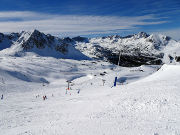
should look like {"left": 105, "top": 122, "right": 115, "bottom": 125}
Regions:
{"left": 0, "top": 32, "right": 20, "bottom": 42}
{"left": 21, "top": 30, "right": 49, "bottom": 50}
{"left": 108, "top": 53, "right": 163, "bottom": 67}
{"left": 0, "top": 34, "right": 4, "bottom": 44}
{"left": 72, "top": 36, "right": 89, "bottom": 43}
{"left": 8, "top": 33, "right": 20, "bottom": 40}
{"left": 0, "top": 32, "right": 20, "bottom": 50}
{"left": 18, "top": 30, "right": 72, "bottom": 55}
{"left": 55, "top": 43, "right": 69, "bottom": 54}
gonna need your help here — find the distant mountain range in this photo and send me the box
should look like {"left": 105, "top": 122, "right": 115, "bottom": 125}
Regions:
{"left": 0, "top": 30, "right": 180, "bottom": 66}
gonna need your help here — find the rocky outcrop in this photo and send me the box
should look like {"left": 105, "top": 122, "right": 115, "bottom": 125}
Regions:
{"left": 0, "top": 32, "right": 20, "bottom": 50}
{"left": 55, "top": 43, "right": 69, "bottom": 54}
{"left": 108, "top": 53, "right": 163, "bottom": 67}
{"left": 72, "top": 36, "right": 89, "bottom": 43}
{"left": 21, "top": 30, "right": 49, "bottom": 50}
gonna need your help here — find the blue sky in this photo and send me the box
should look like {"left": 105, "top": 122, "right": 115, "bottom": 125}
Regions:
{"left": 0, "top": 0, "right": 180, "bottom": 39}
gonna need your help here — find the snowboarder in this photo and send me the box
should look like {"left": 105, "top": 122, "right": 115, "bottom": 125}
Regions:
{"left": 1, "top": 94, "right": 3, "bottom": 100}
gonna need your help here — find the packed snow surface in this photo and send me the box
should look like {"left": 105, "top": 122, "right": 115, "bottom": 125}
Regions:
{"left": 0, "top": 56, "right": 180, "bottom": 135}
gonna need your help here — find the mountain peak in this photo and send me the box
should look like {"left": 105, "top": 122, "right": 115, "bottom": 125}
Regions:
{"left": 136, "top": 32, "right": 149, "bottom": 38}
{"left": 31, "top": 29, "right": 42, "bottom": 35}
{"left": 72, "top": 36, "right": 89, "bottom": 43}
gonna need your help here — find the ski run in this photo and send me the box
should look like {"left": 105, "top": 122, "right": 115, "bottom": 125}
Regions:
{"left": 0, "top": 56, "right": 180, "bottom": 135}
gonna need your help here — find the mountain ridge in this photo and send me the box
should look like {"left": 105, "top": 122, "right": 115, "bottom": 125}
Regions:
{"left": 0, "top": 30, "right": 90, "bottom": 60}
{"left": 0, "top": 29, "right": 179, "bottom": 66}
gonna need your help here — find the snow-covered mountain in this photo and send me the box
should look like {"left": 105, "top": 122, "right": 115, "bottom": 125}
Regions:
{"left": 76, "top": 32, "right": 180, "bottom": 66}
{"left": 0, "top": 30, "right": 180, "bottom": 66}
{"left": 0, "top": 30, "right": 89, "bottom": 60}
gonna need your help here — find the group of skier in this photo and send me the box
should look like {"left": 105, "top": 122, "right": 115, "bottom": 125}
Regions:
{"left": 43, "top": 95, "right": 47, "bottom": 100}
{"left": 1, "top": 87, "right": 81, "bottom": 101}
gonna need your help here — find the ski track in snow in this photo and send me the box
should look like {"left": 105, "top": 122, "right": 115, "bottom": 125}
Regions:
{"left": 0, "top": 56, "right": 180, "bottom": 135}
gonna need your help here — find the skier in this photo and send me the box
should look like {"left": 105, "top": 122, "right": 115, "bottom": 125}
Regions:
{"left": 77, "top": 89, "right": 80, "bottom": 94}
{"left": 43, "top": 96, "right": 47, "bottom": 100}
{"left": 1, "top": 94, "right": 3, "bottom": 100}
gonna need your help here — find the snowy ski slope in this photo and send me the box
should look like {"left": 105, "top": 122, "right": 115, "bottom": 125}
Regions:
{"left": 0, "top": 56, "right": 180, "bottom": 135}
